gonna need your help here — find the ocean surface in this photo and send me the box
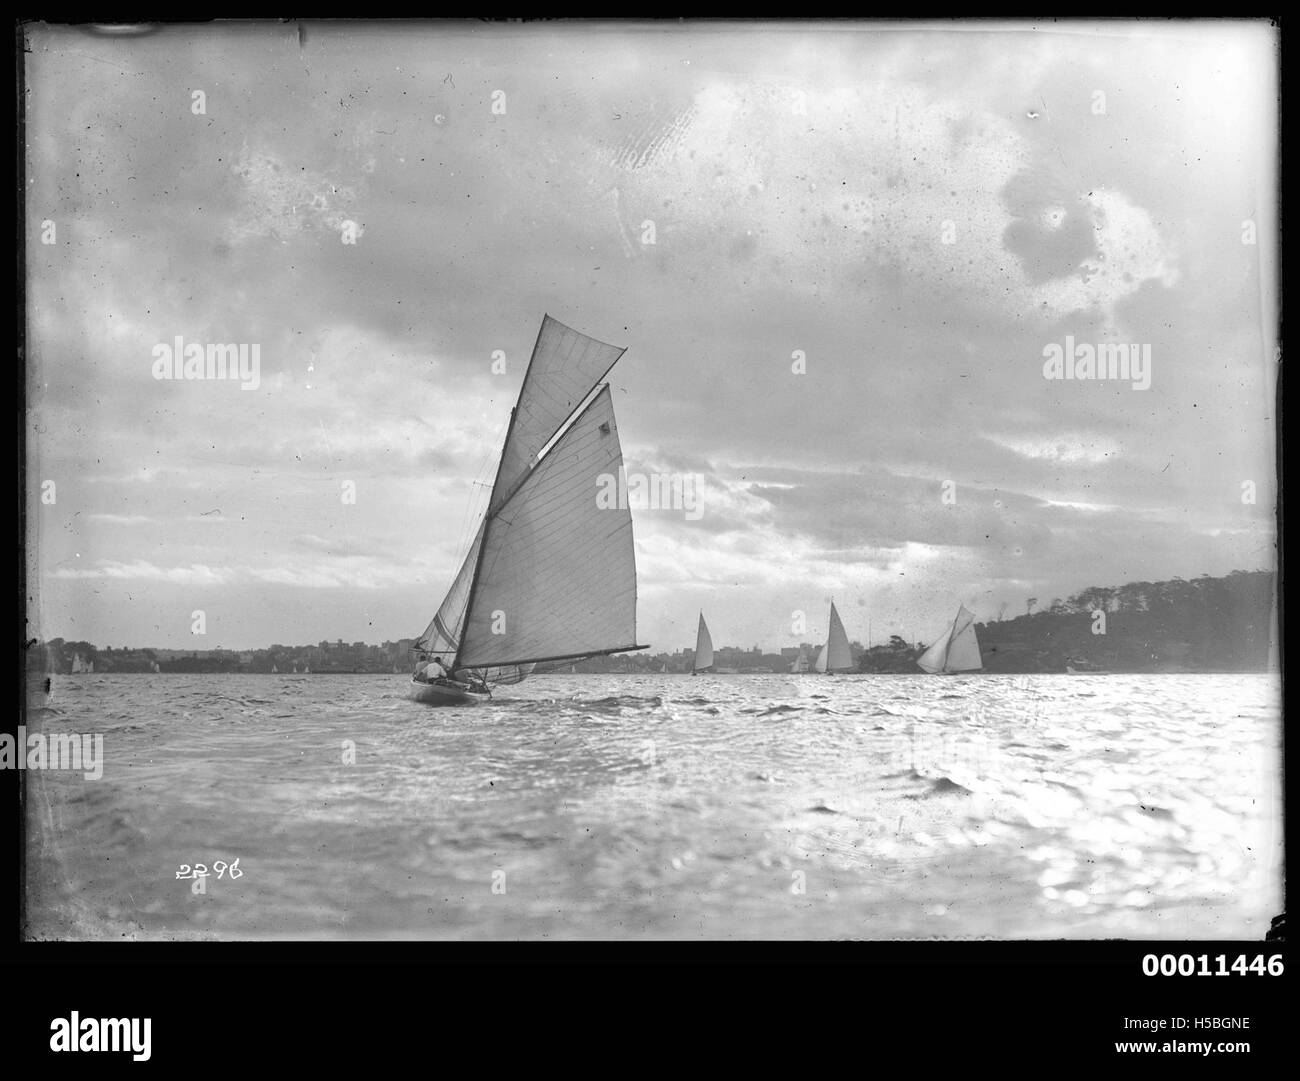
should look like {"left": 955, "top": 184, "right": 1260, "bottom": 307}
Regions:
{"left": 23, "top": 672, "right": 1282, "bottom": 940}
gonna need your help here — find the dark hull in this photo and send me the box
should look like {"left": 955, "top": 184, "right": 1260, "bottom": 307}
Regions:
{"left": 408, "top": 677, "right": 489, "bottom": 706}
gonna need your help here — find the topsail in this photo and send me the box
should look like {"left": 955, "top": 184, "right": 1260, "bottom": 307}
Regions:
{"left": 917, "top": 604, "right": 983, "bottom": 674}
{"left": 414, "top": 315, "right": 646, "bottom": 686}
{"left": 488, "top": 314, "right": 628, "bottom": 514}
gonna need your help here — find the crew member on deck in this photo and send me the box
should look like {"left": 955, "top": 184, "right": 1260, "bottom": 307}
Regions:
{"left": 415, "top": 656, "right": 449, "bottom": 683}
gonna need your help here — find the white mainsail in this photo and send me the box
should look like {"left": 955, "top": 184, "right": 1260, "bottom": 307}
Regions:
{"left": 790, "top": 647, "right": 810, "bottom": 673}
{"left": 813, "top": 601, "right": 853, "bottom": 673}
{"left": 415, "top": 315, "right": 644, "bottom": 685}
{"left": 458, "top": 385, "right": 637, "bottom": 667}
{"left": 692, "top": 613, "right": 714, "bottom": 674}
{"left": 917, "top": 604, "right": 983, "bottom": 674}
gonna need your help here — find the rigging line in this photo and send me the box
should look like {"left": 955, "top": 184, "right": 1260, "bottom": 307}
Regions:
{"left": 452, "top": 413, "right": 507, "bottom": 567}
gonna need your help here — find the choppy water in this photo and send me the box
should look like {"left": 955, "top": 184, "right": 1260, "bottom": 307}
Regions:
{"left": 23, "top": 672, "right": 1282, "bottom": 940}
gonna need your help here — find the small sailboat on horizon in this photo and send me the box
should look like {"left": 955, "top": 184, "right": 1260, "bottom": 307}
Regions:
{"left": 410, "top": 314, "right": 647, "bottom": 705}
{"left": 917, "top": 604, "right": 983, "bottom": 675}
{"left": 812, "top": 601, "right": 854, "bottom": 674}
{"left": 691, "top": 613, "right": 714, "bottom": 675}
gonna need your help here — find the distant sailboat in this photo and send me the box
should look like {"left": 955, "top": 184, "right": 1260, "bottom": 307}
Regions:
{"left": 70, "top": 653, "right": 92, "bottom": 674}
{"left": 691, "top": 613, "right": 715, "bottom": 675}
{"left": 917, "top": 605, "right": 982, "bottom": 674}
{"left": 410, "top": 314, "right": 647, "bottom": 705}
{"left": 812, "top": 601, "right": 854, "bottom": 674}
{"left": 790, "top": 647, "right": 810, "bottom": 674}
{"left": 271, "top": 664, "right": 279, "bottom": 673}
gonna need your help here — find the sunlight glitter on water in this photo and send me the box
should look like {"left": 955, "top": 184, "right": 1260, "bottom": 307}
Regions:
{"left": 24, "top": 672, "right": 1282, "bottom": 940}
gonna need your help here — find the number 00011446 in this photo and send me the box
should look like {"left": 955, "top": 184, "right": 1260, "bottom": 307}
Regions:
{"left": 1142, "top": 954, "right": 1283, "bottom": 976}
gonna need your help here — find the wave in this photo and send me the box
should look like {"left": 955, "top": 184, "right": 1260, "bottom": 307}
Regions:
{"left": 907, "top": 776, "right": 973, "bottom": 799}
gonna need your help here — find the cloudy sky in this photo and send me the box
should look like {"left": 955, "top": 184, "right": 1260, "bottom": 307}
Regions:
{"left": 26, "top": 20, "right": 1277, "bottom": 654}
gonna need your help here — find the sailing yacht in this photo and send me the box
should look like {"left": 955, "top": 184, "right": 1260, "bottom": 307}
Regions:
{"left": 812, "top": 601, "right": 854, "bottom": 674}
{"left": 789, "top": 647, "right": 811, "bottom": 674}
{"left": 691, "top": 613, "right": 714, "bottom": 675}
{"left": 410, "top": 315, "right": 647, "bottom": 705}
{"left": 917, "top": 604, "right": 983, "bottom": 675}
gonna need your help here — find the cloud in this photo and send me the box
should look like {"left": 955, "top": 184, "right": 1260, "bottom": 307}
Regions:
{"left": 983, "top": 433, "right": 1121, "bottom": 465}
{"left": 24, "top": 23, "right": 1276, "bottom": 650}
{"left": 83, "top": 513, "right": 155, "bottom": 524}
{"left": 48, "top": 560, "right": 236, "bottom": 585}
